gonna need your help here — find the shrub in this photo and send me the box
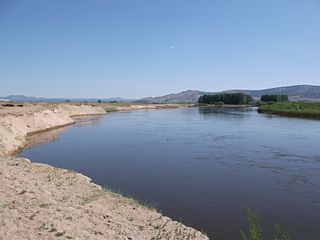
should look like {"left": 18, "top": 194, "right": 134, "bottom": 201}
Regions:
{"left": 241, "top": 209, "right": 290, "bottom": 240}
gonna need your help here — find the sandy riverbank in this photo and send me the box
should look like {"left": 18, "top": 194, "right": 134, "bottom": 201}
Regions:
{"left": 0, "top": 103, "right": 208, "bottom": 240}
{"left": 95, "top": 103, "right": 193, "bottom": 112}
{"left": 0, "top": 103, "right": 106, "bottom": 156}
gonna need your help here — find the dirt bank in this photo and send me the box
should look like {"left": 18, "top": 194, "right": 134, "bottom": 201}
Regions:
{"left": 97, "top": 103, "right": 193, "bottom": 112}
{"left": 0, "top": 156, "right": 207, "bottom": 240}
{"left": 0, "top": 104, "right": 208, "bottom": 240}
{"left": 0, "top": 104, "right": 106, "bottom": 156}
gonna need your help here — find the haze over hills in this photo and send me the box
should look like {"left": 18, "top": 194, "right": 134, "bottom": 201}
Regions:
{"left": 138, "top": 85, "right": 320, "bottom": 103}
{"left": 1, "top": 85, "right": 319, "bottom": 103}
{"left": 0, "top": 95, "right": 132, "bottom": 103}
{"left": 229, "top": 85, "right": 320, "bottom": 100}
{"left": 137, "top": 90, "right": 210, "bottom": 104}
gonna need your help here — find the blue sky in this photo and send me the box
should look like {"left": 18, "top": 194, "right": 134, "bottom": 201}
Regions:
{"left": 0, "top": 0, "right": 319, "bottom": 98}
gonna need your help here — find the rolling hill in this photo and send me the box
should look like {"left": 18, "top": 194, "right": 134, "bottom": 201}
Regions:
{"left": 2, "top": 85, "right": 320, "bottom": 103}
{"left": 0, "top": 95, "right": 132, "bottom": 103}
{"left": 137, "top": 85, "right": 320, "bottom": 103}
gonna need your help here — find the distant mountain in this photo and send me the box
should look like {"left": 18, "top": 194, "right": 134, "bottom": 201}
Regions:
{"left": 137, "top": 90, "right": 209, "bottom": 104}
{"left": 2, "top": 85, "right": 319, "bottom": 104}
{"left": 227, "top": 85, "right": 320, "bottom": 101}
{"left": 137, "top": 85, "right": 320, "bottom": 103}
{"left": 1, "top": 95, "right": 132, "bottom": 103}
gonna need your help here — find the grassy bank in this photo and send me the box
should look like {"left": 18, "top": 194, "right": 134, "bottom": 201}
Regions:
{"left": 257, "top": 102, "right": 320, "bottom": 119}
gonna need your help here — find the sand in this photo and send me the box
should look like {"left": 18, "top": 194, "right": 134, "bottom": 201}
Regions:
{"left": 0, "top": 103, "right": 106, "bottom": 156}
{"left": 95, "top": 103, "right": 193, "bottom": 112}
{"left": 0, "top": 103, "right": 208, "bottom": 240}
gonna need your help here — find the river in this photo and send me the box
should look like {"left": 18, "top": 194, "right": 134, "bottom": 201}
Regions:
{"left": 20, "top": 107, "right": 320, "bottom": 239}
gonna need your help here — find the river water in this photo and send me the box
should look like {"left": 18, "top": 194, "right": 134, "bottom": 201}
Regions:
{"left": 20, "top": 107, "right": 320, "bottom": 239}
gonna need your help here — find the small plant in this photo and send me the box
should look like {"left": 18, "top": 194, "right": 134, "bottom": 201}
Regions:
{"left": 274, "top": 225, "right": 290, "bottom": 240}
{"left": 241, "top": 209, "right": 290, "bottom": 240}
{"left": 240, "top": 209, "right": 262, "bottom": 240}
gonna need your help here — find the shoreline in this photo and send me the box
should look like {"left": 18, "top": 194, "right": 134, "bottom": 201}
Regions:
{"left": 197, "top": 104, "right": 252, "bottom": 108}
{"left": 26, "top": 122, "right": 76, "bottom": 137}
{"left": 258, "top": 110, "right": 320, "bottom": 120}
{"left": 95, "top": 102, "right": 194, "bottom": 112}
{"left": 0, "top": 103, "right": 106, "bottom": 156}
{"left": 0, "top": 103, "right": 208, "bottom": 240}
{"left": 257, "top": 102, "right": 320, "bottom": 120}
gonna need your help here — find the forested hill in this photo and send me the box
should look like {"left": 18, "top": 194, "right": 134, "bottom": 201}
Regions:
{"left": 137, "top": 85, "right": 320, "bottom": 103}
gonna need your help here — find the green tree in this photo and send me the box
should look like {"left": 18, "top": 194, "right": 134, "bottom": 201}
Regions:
{"left": 261, "top": 95, "right": 288, "bottom": 103}
{"left": 198, "top": 93, "right": 253, "bottom": 105}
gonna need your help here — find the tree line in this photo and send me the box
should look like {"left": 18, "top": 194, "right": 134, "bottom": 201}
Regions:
{"left": 260, "top": 95, "right": 288, "bottom": 102}
{"left": 198, "top": 93, "right": 253, "bottom": 105}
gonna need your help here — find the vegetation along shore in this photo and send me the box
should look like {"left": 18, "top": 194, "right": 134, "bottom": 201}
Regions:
{"left": 257, "top": 102, "right": 320, "bottom": 119}
{"left": 196, "top": 92, "right": 320, "bottom": 120}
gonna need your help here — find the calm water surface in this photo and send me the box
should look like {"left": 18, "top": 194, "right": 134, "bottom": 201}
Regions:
{"left": 20, "top": 108, "right": 320, "bottom": 239}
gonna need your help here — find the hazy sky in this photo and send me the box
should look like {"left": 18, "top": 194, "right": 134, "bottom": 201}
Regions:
{"left": 0, "top": 0, "right": 319, "bottom": 98}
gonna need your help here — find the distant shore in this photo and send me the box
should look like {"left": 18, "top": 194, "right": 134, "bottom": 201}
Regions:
{"left": 94, "top": 102, "right": 194, "bottom": 112}
{"left": 197, "top": 103, "right": 252, "bottom": 108}
{"left": 257, "top": 102, "right": 320, "bottom": 119}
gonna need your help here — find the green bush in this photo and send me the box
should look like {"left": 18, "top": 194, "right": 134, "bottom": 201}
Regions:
{"left": 241, "top": 209, "right": 290, "bottom": 240}
{"left": 255, "top": 101, "right": 266, "bottom": 107}
{"left": 260, "top": 95, "right": 288, "bottom": 103}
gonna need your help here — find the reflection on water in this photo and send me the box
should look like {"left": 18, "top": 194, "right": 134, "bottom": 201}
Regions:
{"left": 20, "top": 108, "right": 320, "bottom": 240}
{"left": 198, "top": 106, "right": 255, "bottom": 115}
{"left": 24, "top": 115, "right": 103, "bottom": 150}
{"left": 72, "top": 115, "right": 104, "bottom": 127}
{"left": 24, "top": 125, "right": 73, "bottom": 150}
